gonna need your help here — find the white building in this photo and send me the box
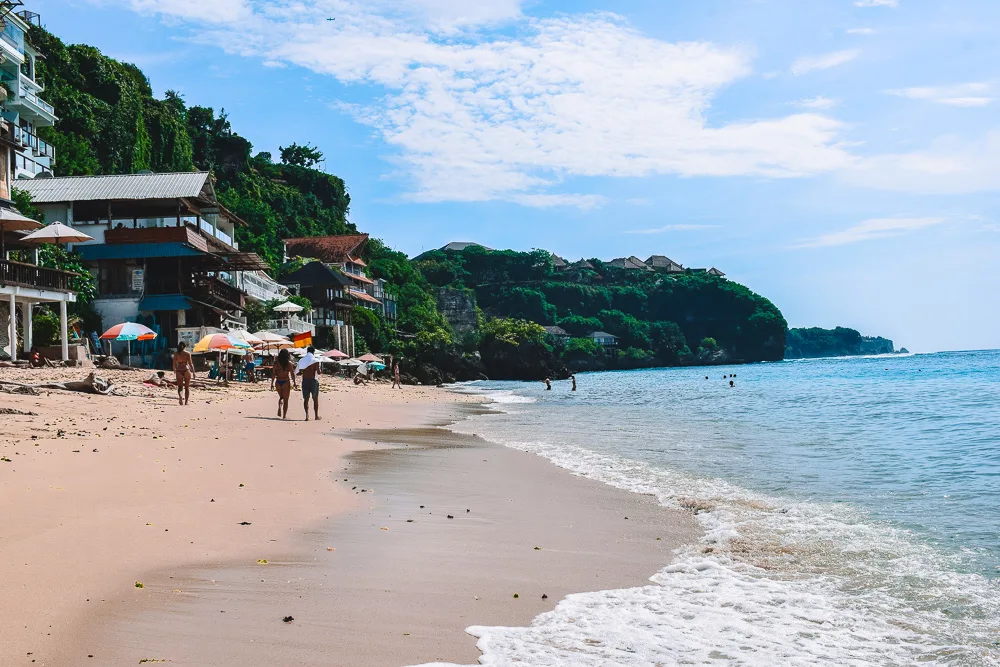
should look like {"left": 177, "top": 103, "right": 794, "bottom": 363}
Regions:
{"left": 0, "top": 7, "right": 57, "bottom": 180}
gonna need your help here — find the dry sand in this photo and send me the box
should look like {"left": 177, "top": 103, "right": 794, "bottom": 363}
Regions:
{"left": 0, "top": 368, "right": 699, "bottom": 666}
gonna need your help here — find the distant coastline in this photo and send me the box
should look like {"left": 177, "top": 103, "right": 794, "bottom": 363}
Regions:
{"left": 785, "top": 326, "right": 907, "bottom": 360}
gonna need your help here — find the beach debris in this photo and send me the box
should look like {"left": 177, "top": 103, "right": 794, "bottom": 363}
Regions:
{"left": 0, "top": 407, "right": 35, "bottom": 416}
{"left": 282, "top": 616, "right": 294, "bottom": 623}
{"left": 624, "top": 517, "right": 629, "bottom": 520}
{"left": 210, "top": 499, "right": 215, "bottom": 502}
{"left": 447, "top": 514, "right": 454, "bottom": 519}
{"left": 513, "top": 593, "right": 519, "bottom": 599}
{"left": 541, "top": 594, "right": 548, "bottom": 600}
{"left": 238, "top": 521, "right": 252, "bottom": 526}
{"left": 380, "top": 526, "right": 389, "bottom": 531}
{"left": 239, "top": 483, "right": 245, "bottom": 488}
{"left": 419, "top": 505, "right": 424, "bottom": 508}
{"left": 534, "top": 546, "right": 542, "bottom": 550}
{"left": 466, "top": 509, "right": 470, "bottom": 513}
{"left": 134, "top": 581, "right": 144, "bottom": 588}
{"left": 138, "top": 660, "right": 166, "bottom": 664}
{"left": 0, "top": 457, "right": 11, "bottom": 463}
{"left": 257, "top": 559, "right": 269, "bottom": 565}
{"left": 406, "top": 519, "right": 414, "bottom": 523}
{"left": 327, "top": 547, "right": 336, "bottom": 551}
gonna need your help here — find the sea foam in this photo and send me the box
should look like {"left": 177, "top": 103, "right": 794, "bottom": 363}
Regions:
{"left": 417, "top": 388, "right": 1000, "bottom": 667}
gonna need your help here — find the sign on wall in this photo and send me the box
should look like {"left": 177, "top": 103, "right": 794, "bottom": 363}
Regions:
{"left": 131, "top": 269, "right": 145, "bottom": 292}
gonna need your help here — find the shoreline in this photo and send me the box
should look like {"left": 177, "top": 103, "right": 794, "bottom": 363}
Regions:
{"left": 1, "top": 370, "right": 701, "bottom": 666}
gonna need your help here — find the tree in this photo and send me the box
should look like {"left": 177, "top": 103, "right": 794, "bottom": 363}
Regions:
{"left": 279, "top": 143, "right": 323, "bottom": 168}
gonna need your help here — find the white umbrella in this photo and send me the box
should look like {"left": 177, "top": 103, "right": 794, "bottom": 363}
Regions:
{"left": 229, "top": 329, "right": 263, "bottom": 345}
{"left": 0, "top": 207, "right": 42, "bottom": 256}
{"left": 20, "top": 221, "right": 94, "bottom": 244}
{"left": 253, "top": 331, "right": 291, "bottom": 352}
{"left": 272, "top": 301, "right": 304, "bottom": 313}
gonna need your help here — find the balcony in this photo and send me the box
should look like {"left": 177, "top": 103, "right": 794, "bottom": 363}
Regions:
{"left": 265, "top": 317, "right": 315, "bottom": 335}
{"left": 13, "top": 125, "right": 55, "bottom": 161}
{"left": 13, "top": 151, "right": 51, "bottom": 177}
{"left": 0, "top": 259, "right": 76, "bottom": 292}
{"left": 193, "top": 275, "right": 244, "bottom": 309}
{"left": 105, "top": 225, "right": 211, "bottom": 253}
{"left": 8, "top": 81, "right": 57, "bottom": 122}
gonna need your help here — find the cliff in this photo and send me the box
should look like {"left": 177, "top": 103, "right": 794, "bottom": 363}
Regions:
{"left": 786, "top": 327, "right": 898, "bottom": 359}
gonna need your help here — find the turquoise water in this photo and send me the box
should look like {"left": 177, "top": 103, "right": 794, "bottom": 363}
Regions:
{"left": 442, "top": 350, "right": 1000, "bottom": 665}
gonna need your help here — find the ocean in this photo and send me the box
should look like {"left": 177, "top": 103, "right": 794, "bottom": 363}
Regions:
{"left": 443, "top": 350, "right": 1000, "bottom": 665}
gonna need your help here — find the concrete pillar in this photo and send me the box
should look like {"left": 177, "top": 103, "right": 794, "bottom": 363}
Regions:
{"left": 349, "top": 326, "right": 355, "bottom": 357}
{"left": 334, "top": 324, "right": 341, "bottom": 353}
{"left": 22, "top": 301, "right": 31, "bottom": 353}
{"left": 59, "top": 300, "right": 69, "bottom": 362}
{"left": 8, "top": 293, "right": 16, "bottom": 360}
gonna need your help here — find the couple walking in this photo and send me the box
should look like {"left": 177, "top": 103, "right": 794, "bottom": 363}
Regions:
{"left": 270, "top": 346, "right": 321, "bottom": 421}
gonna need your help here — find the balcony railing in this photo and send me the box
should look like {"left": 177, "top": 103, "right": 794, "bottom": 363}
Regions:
{"left": 16, "top": 86, "right": 56, "bottom": 116}
{"left": 13, "top": 151, "right": 51, "bottom": 176}
{"left": 104, "top": 224, "right": 211, "bottom": 253}
{"left": 13, "top": 125, "right": 55, "bottom": 160}
{"left": 265, "top": 318, "right": 315, "bottom": 334}
{"left": 0, "top": 259, "right": 75, "bottom": 292}
{"left": 193, "top": 275, "right": 244, "bottom": 309}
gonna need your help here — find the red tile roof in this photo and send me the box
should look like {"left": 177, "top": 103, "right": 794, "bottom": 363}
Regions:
{"left": 347, "top": 255, "right": 367, "bottom": 267}
{"left": 348, "top": 288, "right": 382, "bottom": 305}
{"left": 346, "top": 272, "right": 374, "bottom": 285}
{"left": 284, "top": 234, "right": 368, "bottom": 264}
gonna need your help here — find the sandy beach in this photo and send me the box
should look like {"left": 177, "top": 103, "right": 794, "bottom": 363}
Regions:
{"left": 0, "top": 368, "right": 698, "bottom": 666}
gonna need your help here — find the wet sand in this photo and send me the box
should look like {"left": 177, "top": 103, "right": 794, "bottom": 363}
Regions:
{"left": 1, "top": 371, "right": 699, "bottom": 666}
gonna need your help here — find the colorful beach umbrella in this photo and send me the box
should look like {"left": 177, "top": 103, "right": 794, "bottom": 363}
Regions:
{"left": 192, "top": 333, "right": 252, "bottom": 354}
{"left": 100, "top": 322, "right": 157, "bottom": 366}
{"left": 100, "top": 322, "right": 157, "bottom": 341}
{"left": 323, "top": 349, "right": 349, "bottom": 359}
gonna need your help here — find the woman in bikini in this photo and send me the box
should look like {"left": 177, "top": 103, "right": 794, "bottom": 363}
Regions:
{"left": 172, "top": 342, "right": 195, "bottom": 406}
{"left": 270, "top": 348, "right": 296, "bottom": 419}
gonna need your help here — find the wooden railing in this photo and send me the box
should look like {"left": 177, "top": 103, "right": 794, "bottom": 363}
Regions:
{"left": 0, "top": 259, "right": 76, "bottom": 292}
{"left": 104, "top": 225, "right": 210, "bottom": 253}
{"left": 193, "top": 275, "right": 244, "bottom": 308}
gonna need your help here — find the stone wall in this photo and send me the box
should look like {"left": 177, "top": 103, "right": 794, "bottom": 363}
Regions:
{"left": 435, "top": 288, "right": 478, "bottom": 339}
{"left": 0, "top": 301, "right": 10, "bottom": 359}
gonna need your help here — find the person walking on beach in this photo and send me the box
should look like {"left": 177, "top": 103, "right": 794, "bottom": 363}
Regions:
{"left": 172, "top": 342, "right": 194, "bottom": 406}
{"left": 270, "top": 348, "right": 296, "bottom": 419}
{"left": 245, "top": 349, "right": 257, "bottom": 383}
{"left": 297, "top": 346, "right": 321, "bottom": 421}
{"left": 392, "top": 362, "right": 402, "bottom": 389}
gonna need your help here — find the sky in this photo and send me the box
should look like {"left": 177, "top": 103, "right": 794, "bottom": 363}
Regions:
{"left": 36, "top": 0, "right": 1000, "bottom": 352}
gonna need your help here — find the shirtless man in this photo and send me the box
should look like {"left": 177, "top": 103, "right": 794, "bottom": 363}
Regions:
{"left": 297, "top": 346, "right": 321, "bottom": 421}
{"left": 172, "top": 342, "right": 195, "bottom": 406}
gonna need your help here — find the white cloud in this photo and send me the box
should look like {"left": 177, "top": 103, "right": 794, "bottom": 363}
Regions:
{"left": 791, "top": 95, "right": 840, "bottom": 110}
{"left": 510, "top": 194, "right": 608, "bottom": 210}
{"left": 112, "top": 2, "right": 855, "bottom": 206}
{"left": 846, "top": 27, "right": 876, "bottom": 35}
{"left": 625, "top": 224, "right": 719, "bottom": 235}
{"left": 885, "top": 82, "right": 994, "bottom": 107}
{"left": 845, "top": 132, "right": 1000, "bottom": 194}
{"left": 854, "top": 0, "right": 898, "bottom": 7}
{"left": 126, "top": 0, "right": 249, "bottom": 23}
{"left": 794, "top": 217, "right": 945, "bottom": 248}
{"left": 791, "top": 49, "right": 860, "bottom": 75}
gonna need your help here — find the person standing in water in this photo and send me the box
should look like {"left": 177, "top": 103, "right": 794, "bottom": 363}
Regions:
{"left": 297, "top": 346, "right": 321, "bottom": 421}
{"left": 544, "top": 377, "right": 552, "bottom": 390}
{"left": 571, "top": 374, "right": 577, "bottom": 392}
{"left": 172, "top": 342, "right": 195, "bottom": 406}
{"left": 270, "top": 348, "right": 296, "bottom": 419}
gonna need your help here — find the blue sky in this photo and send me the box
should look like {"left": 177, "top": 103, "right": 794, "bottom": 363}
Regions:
{"left": 41, "top": 0, "right": 1000, "bottom": 352}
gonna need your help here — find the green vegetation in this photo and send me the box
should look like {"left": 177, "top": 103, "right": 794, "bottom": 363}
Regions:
{"left": 786, "top": 327, "right": 895, "bottom": 358}
{"left": 28, "top": 26, "right": 355, "bottom": 269}
{"left": 17, "top": 24, "right": 790, "bottom": 379}
{"left": 413, "top": 246, "right": 787, "bottom": 370}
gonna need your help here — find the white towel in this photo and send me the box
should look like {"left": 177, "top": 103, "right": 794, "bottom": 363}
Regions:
{"left": 296, "top": 352, "right": 316, "bottom": 372}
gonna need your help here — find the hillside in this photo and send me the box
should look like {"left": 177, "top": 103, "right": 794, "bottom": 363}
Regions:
{"left": 20, "top": 24, "right": 789, "bottom": 382}
{"left": 785, "top": 327, "right": 897, "bottom": 359}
